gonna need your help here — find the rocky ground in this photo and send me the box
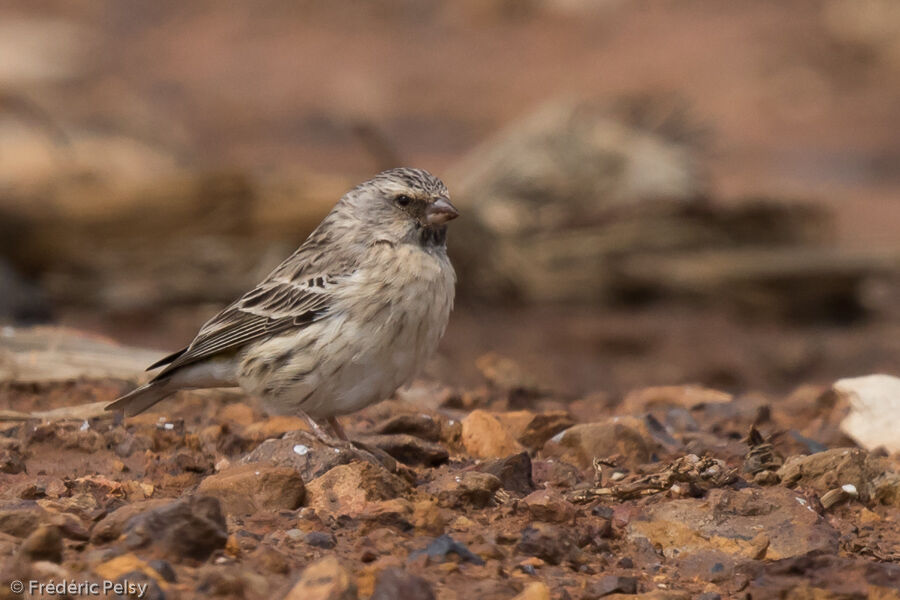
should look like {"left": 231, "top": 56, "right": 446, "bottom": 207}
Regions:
{"left": 2, "top": 2, "right": 900, "bottom": 598}
{"left": 1, "top": 332, "right": 899, "bottom": 600}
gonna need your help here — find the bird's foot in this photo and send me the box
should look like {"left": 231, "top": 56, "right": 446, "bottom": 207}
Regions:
{"left": 302, "top": 414, "right": 412, "bottom": 480}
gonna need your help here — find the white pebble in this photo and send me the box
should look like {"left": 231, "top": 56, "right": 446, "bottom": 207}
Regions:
{"left": 292, "top": 444, "right": 309, "bottom": 456}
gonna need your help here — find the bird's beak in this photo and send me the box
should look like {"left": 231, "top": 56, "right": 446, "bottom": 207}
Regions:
{"left": 426, "top": 198, "right": 459, "bottom": 226}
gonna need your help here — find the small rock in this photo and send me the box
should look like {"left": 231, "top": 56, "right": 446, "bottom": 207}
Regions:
{"left": 285, "top": 529, "right": 305, "bottom": 542}
{"left": 460, "top": 410, "right": 525, "bottom": 458}
{"left": 605, "top": 593, "right": 689, "bottom": 600}
{"left": 585, "top": 575, "right": 638, "bottom": 598}
{"left": 147, "top": 559, "right": 177, "bottom": 583}
{"left": 305, "top": 531, "right": 337, "bottom": 549}
{"left": 411, "top": 500, "right": 445, "bottom": 535}
{"left": 617, "top": 556, "right": 634, "bottom": 568}
{"left": 196, "top": 462, "right": 305, "bottom": 515}
{"left": 512, "top": 581, "right": 551, "bottom": 600}
{"left": 873, "top": 471, "right": 900, "bottom": 507}
{"left": 778, "top": 447, "right": 891, "bottom": 503}
{"left": 122, "top": 496, "right": 228, "bottom": 562}
{"left": 493, "top": 411, "right": 575, "bottom": 449}
{"left": 476, "top": 452, "right": 535, "bottom": 496}
{"left": 114, "top": 432, "right": 153, "bottom": 458}
{"left": 306, "top": 462, "right": 410, "bottom": 519}
{"left": 36, "top": 493, "right": 99, "bottom": 523}
{"left": 449, "top": 515, "right": 476, "bottom": 530}
{"left": 43, "top": 511, "right": 91, "bottom": 543}
{"left": 21, "top": 561, "right": 74, "bottom": 594}
{"left": 622, "top": 385, "right": 732, "bottom": 414}
{"left": 743, "top": 427, "right": 784, "bottom": 476}
{"left": 0, "top": 444, "right": 25, "bottom": 474}
{"left": 33, "top": 425, "right": 106, "bottom": 453}
{"left": 409, "top": 534, "right": 485, "bottom": 565}
{"left": 628, "top": 487, "right": 839, "bottom": 561}
{"left": 359, "top": 498, "right": 414, "bottom": 530}
{"left": 370, "top": 568, "right": 435, "bottom": 600}
{"left": 68, "top": 473, "right": 154, "bottom": 504}
{"left": 0, "top": 503, "right": 44, "bottom": 537}
{"left": 197, "top": 564, "right": 266, "bottom": 597}
{"left": 93, "top": 553, "right": 167, "bottom": 587}
{"left": 517, "top": 556, "right": 545, "bottom": 575}
{"left": 18, "top": 524, "right": 63, "bottom": 563}
{"left": 11, "top": 482, "right": 45, "bottom": 500}
{"left": 753, "top": 471, "right": 781, "bottom": 486}
{"left": 834, "top": 374, "right": 900, "bottom": 453}
{"left": 542, "top": 419, "right": 665, "bottom": 470}
{"left": 745, "top": 553, "right": 900, "bottom": 598}
{"left": 359, "top": 434, "right": 449, "bottom": 467}
{"left": 470, "top": 541, "right": 505, "bottom": 560}
{"left": 91, "top": 500, "right": 171, "bottom": 544}
{"left": 523, "top": 489, "right": 576, "bottom": 523}
{"left": 516, "top": 523, "right": 580, "bottom": 565}
{"left": 253, "top": 547, "right": 291, "bottom": 574}
{"left": 532, "top": 459, "right": 582, "bottom": 488}
{"left": 284, "top": 555, "right": 356, "bottom": 600}
{"left": 427, "top": 471, "right": 501, "bottom": 508}
{"left": 243, "top": 430, "right": 356, "bottom": 481}
{"left": 115, "top": 571, "right": 167, "bottom": 600}
{"left": 371, "top": 414, "right": 442, "bottom": 441}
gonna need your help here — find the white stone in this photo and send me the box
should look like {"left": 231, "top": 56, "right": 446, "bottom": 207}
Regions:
{"left": 834, "top": 374, "right": 900, "bottom": 453}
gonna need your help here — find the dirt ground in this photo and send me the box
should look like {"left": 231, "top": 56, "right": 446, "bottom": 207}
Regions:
{"left": 2, "top": 1, "right": 900, "bottom": 599}
{"left": 0, "top": 361, "right": 899, "bottom": 599}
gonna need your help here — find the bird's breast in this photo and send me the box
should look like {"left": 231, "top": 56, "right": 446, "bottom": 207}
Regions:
{"left": 340, "top": 243, "right": 455, "bottom": 375}
{"left": 242, "top": 243, "right": 455, "bottom": 418}
{"left": 350, "top": 243, "right": 454, "bottom": 338}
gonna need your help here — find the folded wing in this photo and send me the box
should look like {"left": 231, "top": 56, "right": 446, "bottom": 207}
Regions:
{"left": 150, "top": 276, "right": 339, "bottom": 380}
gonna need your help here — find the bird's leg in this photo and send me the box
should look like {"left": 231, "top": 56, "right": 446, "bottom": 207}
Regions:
{"left": 326, "top": 416, "right": 349, "bottom": 441}
{"left": 300, "top": 411, "right": 362, "bottom": 452}
{"left": 295, "top": 411, "right": 410, "bottom": 479}
{"left": 297, "top": 410, "right": 343, "bottom": 445}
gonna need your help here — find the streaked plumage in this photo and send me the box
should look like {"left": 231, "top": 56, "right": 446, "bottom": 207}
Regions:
{"left": 107, "top": 168, "right": 457, "bottom": 426}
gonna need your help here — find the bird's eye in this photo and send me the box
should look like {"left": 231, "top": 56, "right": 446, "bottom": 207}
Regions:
{"left": 395, "top": 195, "right": 412, "bottom": 208}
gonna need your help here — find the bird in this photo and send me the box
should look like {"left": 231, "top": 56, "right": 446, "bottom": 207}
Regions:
{"left": 106, "top": 167, "right": 458, "bottom": 442}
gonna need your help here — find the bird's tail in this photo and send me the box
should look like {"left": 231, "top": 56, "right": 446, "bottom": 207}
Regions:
{"left": 105, "top": 379, "right": 173, "bottom": 417}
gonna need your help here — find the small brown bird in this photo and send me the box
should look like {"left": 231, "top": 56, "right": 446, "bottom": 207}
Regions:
{"left": 107, "top": 168, "right": 458, "bottom": 440}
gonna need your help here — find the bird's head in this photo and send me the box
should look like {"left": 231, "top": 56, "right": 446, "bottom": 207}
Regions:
{"left": 340, "top": 167, "right": 459, "bottom": 248}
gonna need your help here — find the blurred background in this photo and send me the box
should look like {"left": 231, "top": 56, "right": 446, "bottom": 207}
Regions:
{"left": 1, "top": 0, "right": 899, "bottom": 397}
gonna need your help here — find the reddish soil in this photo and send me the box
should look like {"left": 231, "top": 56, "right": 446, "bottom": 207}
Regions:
{"left": 2, "top": 2, "right": 900, "bottom": 598}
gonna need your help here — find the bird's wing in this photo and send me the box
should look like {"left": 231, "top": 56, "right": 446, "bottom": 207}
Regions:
{"left": 150, "top": 274, "right": 342, "bottom": 379}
